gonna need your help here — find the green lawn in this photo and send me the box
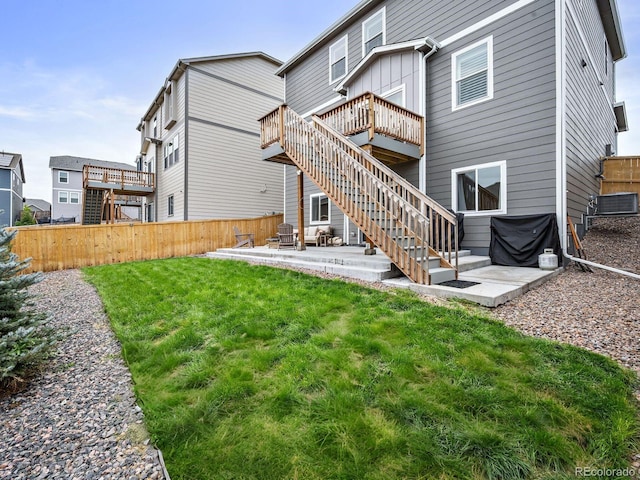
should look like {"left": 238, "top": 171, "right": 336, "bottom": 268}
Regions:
{"left": 84, "top": 257, "right": 639, "bottom": 480}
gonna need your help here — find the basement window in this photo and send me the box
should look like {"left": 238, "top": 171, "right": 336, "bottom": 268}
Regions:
{"left": 168, "top": 195, "right": 174, "bottom": 217}
{"left": 451, "top": 160, "right": 506, "bottom": 216}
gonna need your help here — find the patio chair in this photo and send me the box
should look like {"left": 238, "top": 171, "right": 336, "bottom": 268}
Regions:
{"left": 277, "top": 223, "right": 296, "bottom": 249}
{"left": 233, "top": 226, "right": 255, "bottom": 248}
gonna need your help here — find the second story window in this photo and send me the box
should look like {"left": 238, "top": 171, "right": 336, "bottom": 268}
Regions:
{"left": 58, "top": 191, "right": 68, "bottom": 204}
{"left": 362, "top": 7, "right": 385, "bottom": 56}
{"left": 58, "top": 171, "right": 69, "bottom": 184}
{"left": 329, "top": 35, "right": 348, "bottom": 83}
{"left": 452, "top": 37, "right": 493, "bottom": 111}
{"left": 164, "top": 81, "right": 177, "bottom": 129}
{"left": 70, "top": 192, "right": 80, "bottom": 204}
{"left": 163, "top": 134, "right": 180, "bottom": 169}
{"left": 153, "top": 116, "right": 158, "bottom": 138}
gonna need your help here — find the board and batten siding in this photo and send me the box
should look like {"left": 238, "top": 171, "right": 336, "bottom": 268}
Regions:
{"left": 564, "top": 1, "right": 617, "bottom": 223}
{"left": 186, "top": 56, "right": 284, "bottom": 221}
{"left": 348, "top": 50, "right": 421, "bottom": 113}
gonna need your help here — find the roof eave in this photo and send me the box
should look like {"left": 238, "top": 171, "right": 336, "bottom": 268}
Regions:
{"left": 276, "top": 0, "right": 380, "bottom": 76}
{"left": 597, "top": 0, "right": 626, "bottom": 61}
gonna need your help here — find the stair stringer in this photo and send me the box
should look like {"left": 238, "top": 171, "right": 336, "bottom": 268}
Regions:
{"left": 277, "top": 107, "right": 457, "bottom": 284}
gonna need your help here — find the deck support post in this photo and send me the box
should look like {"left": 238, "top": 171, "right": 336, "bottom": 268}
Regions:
{"left": 297, "top": 169, "right": 306, "bottom": 251}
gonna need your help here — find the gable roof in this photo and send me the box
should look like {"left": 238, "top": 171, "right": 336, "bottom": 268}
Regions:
{"left": 276, "top": 0, "right": 379, "bottom": 76}
{"left": 138, "top": 51, "right": 283, "bottom": 127}
{"left": 0, "top": 152, "right": 25, "bottom": 182}
{"left": 49, "top": 155, "right": 136, "bottom": 172}
{"left": 26, "top": 198, "right": 51, "bottom": 212}
{"left": 334, "top": 37, "right": 439, "bottom": 94}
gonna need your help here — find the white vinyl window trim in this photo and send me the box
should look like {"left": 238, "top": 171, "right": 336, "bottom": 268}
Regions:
{"left": 451, "top": 36, "right": 494, "bottom": 111}
{"left": 329, "top": 35, "right": 348, "bottom": 84}
{"left": 58, "top": 171, "right": 69, "bottom": 184}
{"left": 69, "top": 192, "right": 80, "bottom": 204}
{"left": 451, "top": 160, "right": 507, "bottom": 216}
{"left": 380, "top": 84, "right": 406, "bottom": 107}
{"left": 362, "top": 7, "right": 386, "bottom": 57}
{"left": 310, "top": 193, "right": 330, "bottom": 225}
{"left": 58, "top": 191, "right": 68, "bottom": 204}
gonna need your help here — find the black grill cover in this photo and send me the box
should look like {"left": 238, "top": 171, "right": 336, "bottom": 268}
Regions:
{"left": 489, "top": 214, "right": 561, "bottom": 267}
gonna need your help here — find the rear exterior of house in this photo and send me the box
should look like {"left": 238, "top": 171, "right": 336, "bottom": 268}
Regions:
{"left": 137, "top": 52, "right": 284, "bottom": 223}
{"left": 49, "top": 156, "right": 139, "bottom": 223}
{"left": 0, "top": 152, "right": 25, "bottom": 227}
{"left": 274, "top": 0, "right": 626, "bottom": 255}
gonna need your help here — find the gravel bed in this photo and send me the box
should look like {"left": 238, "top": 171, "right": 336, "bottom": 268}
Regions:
{"left": 0, "top": 269, "right": 166, "bottom": 480}
{"left": 493, "top": 216, "right": 640, "bottom": 469}
{"left": 1, "top": 217, "right": 637, "bottom": 476}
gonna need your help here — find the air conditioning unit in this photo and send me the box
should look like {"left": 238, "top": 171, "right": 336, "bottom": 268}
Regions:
{"left": 596, "top": 193, "right": 639, "bottom": 215}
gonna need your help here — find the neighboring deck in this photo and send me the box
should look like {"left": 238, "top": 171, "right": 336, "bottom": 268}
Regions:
{"left": 260, "top": 92, "right": 424, "bottom": 166}
{"left": 82, "top": 165, "right": 155, "bottom": 195}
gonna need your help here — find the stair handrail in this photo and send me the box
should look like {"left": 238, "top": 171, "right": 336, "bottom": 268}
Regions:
{"left": 282, "top": 106, "right": 431, "bottom": 282}
{"left": 312, "top": 115, "right": 458, "bottom": 269}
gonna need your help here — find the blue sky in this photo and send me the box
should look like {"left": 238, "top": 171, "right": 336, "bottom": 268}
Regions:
{"left": 1, "top": 0, "right": 639, "bottom": 202}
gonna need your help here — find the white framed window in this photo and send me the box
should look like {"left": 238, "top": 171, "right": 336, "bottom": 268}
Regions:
{"left": 329, "top": 35, "right": 348, "bottom": 84}
{"left": 58, "top": 191, "right": 68, "bottom": 204}
{"left": 362, "top": 7, "right": 385, "bottom": 57}
{"left": 167, "top": 195, "right": 174, "bottom": 216}
{"left": 70, "top": 192, "right": 80, "bottom": 204}
{"left": 451, "top": 160, "right": 506, "bottom": 216}
{"left": 604, "top": 37, "right": 610, "bottom": 76}
{"left": 164, "top": 81, "right": 177, "bottom": 129}
{"left": 381, "top": 84, "right": 406, "bottom": 107}
{"left": 163, "top": 133, "right": 180, "bottom": 169}
{"left": 452, "top": 36, "right": 494, "bottom": 111}
{"left": 310, "top": 193, "right": 330, "bottom": 224}
{"left": 58, "top": 171, "right": 69, "bottom": 184}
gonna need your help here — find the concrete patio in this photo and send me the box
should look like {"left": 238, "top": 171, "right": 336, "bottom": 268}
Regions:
{"left": 208, "top": 245, "right": 562, "bottom": 307}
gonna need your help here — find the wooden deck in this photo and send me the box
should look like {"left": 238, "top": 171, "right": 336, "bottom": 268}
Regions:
{"left": 260, "top": 92, "right": 424, "bottom": 166}
{"left": 82, "top": 165, "right": 155, "bottom": 195}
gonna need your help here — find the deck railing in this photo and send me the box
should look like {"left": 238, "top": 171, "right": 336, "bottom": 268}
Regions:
{"left": 83, "top": 165, "right": 155, "bottom": 191}
{"left": 263, "top": 105, "right": 455, "bottom": 284}
{"left": 317, "top": 92, "right": 424, "bottom": 153}
{"left": 259, "top": 92, "right": 424, "bottom": 153}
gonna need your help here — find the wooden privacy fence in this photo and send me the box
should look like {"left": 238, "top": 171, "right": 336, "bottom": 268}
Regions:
{"left": 600, "top": 156, "right": 640, "bottom": 199}
{"left": 8, "top": 214, "right": 283, "bottom": 273}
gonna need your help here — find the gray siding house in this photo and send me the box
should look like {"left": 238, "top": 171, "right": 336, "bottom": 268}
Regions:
{"left": 0, "top": 152, "right": 25, "bottom": 227}
{"left": 136, "top": 52, "right": 284, "bottom": 222}
{"left": 274, "top": 0, "right": 627, "bottom": 255}
{"left": 50, "top": 156, "right": 139, "bottom": 223}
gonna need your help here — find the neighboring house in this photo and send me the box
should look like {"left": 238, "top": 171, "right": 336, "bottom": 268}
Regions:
{"left": 25, "top": 199, "right": 52, "bottom": 223}
{"left": 136, "top": 52, "right": 284, "bottom": 222}
{"left": 268, "top": 0, "right": 627, "bottom": 256}
{"left": 0, "top": 152, "right": 25, "bottom": 227}
{"left": 49, "top": 156, "right": 139, "bottom": 223}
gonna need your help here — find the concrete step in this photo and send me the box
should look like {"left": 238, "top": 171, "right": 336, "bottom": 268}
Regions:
{"left": 208, "top": 247, "right": 403, "bottom": 282}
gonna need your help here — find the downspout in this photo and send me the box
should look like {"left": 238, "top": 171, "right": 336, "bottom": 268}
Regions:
{"left": 564, "top": 253, "right": 640, "bottom": 280}
{"left": 417, "top": 37, "right": 440, "bottom": 193}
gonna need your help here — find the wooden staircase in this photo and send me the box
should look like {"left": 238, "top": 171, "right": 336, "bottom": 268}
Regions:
{"left": 260, "top": 105, "right": 458, "bottom": 285}
{"left": 82, "top": 188, "right": 105, "bottom": 225}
